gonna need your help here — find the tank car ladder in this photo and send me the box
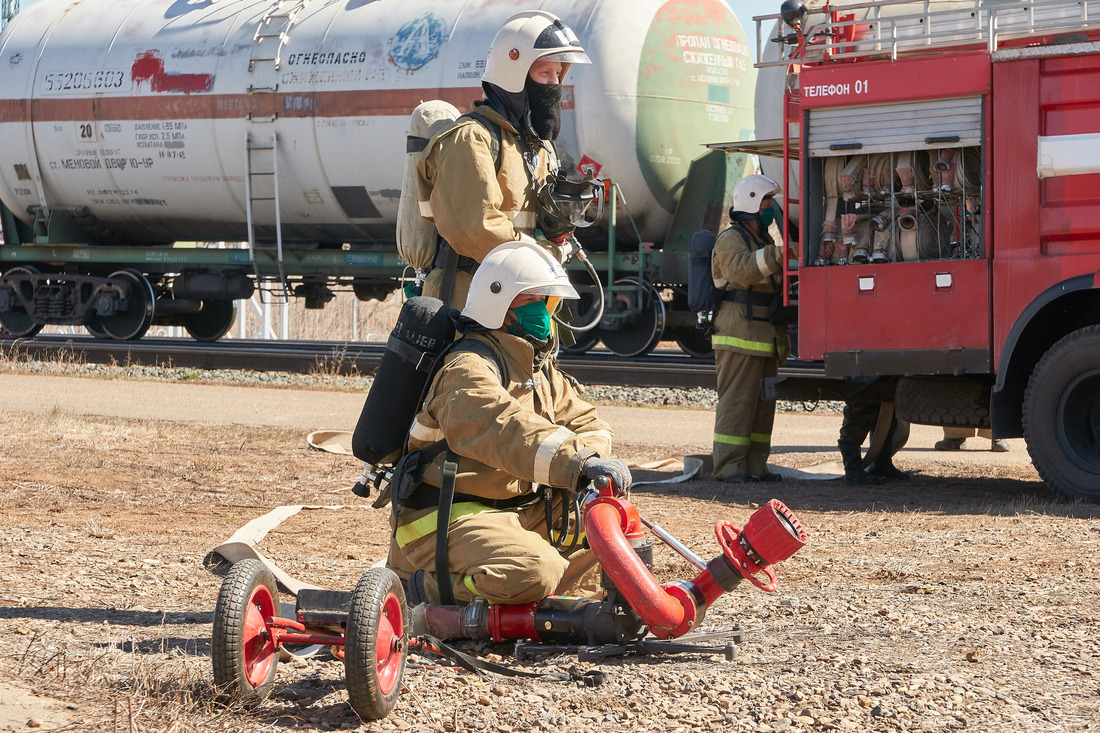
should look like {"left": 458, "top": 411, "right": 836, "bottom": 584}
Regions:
{"left": 244, "top": 0, "right": 311, "bottom": 304}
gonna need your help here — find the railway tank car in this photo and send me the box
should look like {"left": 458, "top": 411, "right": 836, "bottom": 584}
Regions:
{"left": 0, "top": 0, "right": 755, "bottom": 351}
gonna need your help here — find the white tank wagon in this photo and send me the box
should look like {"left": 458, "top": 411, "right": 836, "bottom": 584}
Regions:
{"left": 0, "top": 0, "right": 755, "bottom": 247}
{"left": 0, "top": 0, "right": 755, "bottom": 345}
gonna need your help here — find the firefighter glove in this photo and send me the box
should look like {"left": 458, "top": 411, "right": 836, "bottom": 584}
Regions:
{"left": 581, "top": 457, "right": 632, "bottom": 496}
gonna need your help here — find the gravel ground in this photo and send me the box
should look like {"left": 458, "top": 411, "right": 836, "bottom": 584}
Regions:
{"left": 0, "top": 354, "right": 842, "bottom": 414}
{"left": 1, "top": 358, "right": 1096, "bottom": 733}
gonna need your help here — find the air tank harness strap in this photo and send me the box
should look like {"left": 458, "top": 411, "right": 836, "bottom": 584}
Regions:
{"left": 725, "top": 288, "right": 779, "bottom": 323}
{"left": 412, "top": 636, "right": 608, "bottom": 686}
{"left": 545, "top": 486, "right": 584, "bottom": 552}
{"left": 436, "top": 450, "right": 459, "bottom": 606}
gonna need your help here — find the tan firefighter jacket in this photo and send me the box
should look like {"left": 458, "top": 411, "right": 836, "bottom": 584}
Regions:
{"left": 393, "top": 330, "right": 613, "bottom": 549}
{"left": 711, "top": 222, "right": 789, "bottom": 358}
{"left": 416, "top": 102, "right": 558, "bottom": 305}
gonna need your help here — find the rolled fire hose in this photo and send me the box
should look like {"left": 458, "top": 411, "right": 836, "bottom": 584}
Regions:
{"left": 839, "top": 155, "right": 866, "bottom": 201}
{"left": 819, "top": 156, "right": 843, "bottom": 265}
{"left": 896, "top": 207, "right": 919, "bottom": 262}
{"left": 895, "top": 150, "right": 915, "bottom": 193}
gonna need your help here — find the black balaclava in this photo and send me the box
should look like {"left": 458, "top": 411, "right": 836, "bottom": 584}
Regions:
{"left": 524, "top": 75, "right": 562, "bottom": 142}
{"left": 482, "top": 82, "right": 525, "bottom": 132}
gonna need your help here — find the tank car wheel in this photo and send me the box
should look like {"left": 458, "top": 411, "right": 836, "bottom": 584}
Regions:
{"left": 345, "top": 567, "right": 409, "bottom": 721}
{"left": 212, "top": 559, "right": 280, "bottom": 705}
{"left": 1022, "top": 325, "right": 1100, "bottom": 503}
{"left": 598, "top": 277, "right": 666, "bottom": 358}
{"left": 664, "top": 287, "right": 713, "bottom": 358}
{"left": 99, "top": 270, "right": 155, "bottom": 340}
{"left": 560, "top": 287, "right": 601, "bottom": 355}
{"left": 672, "top": 326, "right": 714, "bottom": 358}
{"left": 183, "top": 299, "right": 236, "bottom": 342}
{"left": 84, "top": 320, "right": 111, "bottom": 339}
{"left": 0, "top": 266, "right": 44, "bottom": 339}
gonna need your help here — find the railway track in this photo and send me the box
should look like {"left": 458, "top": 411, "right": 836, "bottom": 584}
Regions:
{"left": 2, "top": 336, "right": 827, "bottom": 390}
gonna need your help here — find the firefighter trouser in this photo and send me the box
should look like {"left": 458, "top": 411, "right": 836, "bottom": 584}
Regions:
{"left": 943, "top": 427, "right": 992, "bottom": 440}
{"left": 838, "top": 400, "right": 901, "bottom": 458}
{"left": 396, "top": 495, "right": 599, "bottom": 606}
{"left": 712, "top": 349, "right": 778, "bottom": 479}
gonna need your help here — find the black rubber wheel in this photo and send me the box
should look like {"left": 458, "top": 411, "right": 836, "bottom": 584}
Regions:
{"left": 1022, "top": 326, "right": 1100, "bottom": 503}
{"left": 183, "top": 299, "right": 236, "bottom": 342}
{"left": 560, "top": 286, "right": 601, "bottom": 355}
{"left": 212, "top": 559, "right": 280, "bottom": 705}
{"left": 672, "top": 326, "right": 714, "bottom": 358}
{"left": 0, "top": 266, "right": 44, "bottom": 338}
{"left": 345, "top": 567, "right": 409, "bottom": 721}
{"left": 894, "top": 375, "right": 991, "bottom": 428}
{"left": 598, "top": 277, "right": 666, "bottom": 358}
{"left": 100, "top": 269, "right": 155, "bottom": 340}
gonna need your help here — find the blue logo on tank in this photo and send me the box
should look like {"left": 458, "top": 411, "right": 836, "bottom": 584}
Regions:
{"left": 390, "top": 13, "right": 446, "bottom": 71}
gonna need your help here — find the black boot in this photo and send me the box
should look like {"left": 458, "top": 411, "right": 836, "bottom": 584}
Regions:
{"left": 868, "top": 454, "right": 910, "bottom": 481}
{"left": 839, "top": 440, "right": 882, "bottom": 486}
{"left": 404, "top": 569, "right": 428, "bottom": 605}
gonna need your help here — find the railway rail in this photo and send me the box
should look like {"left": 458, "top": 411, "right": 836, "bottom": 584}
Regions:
{"left": 2, "top": 336, "right": 828, "bottom": 390}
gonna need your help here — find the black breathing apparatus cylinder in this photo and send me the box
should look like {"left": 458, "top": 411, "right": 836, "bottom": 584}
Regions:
{"left": 351, "top": 296, "right": 456, "bottom": 466}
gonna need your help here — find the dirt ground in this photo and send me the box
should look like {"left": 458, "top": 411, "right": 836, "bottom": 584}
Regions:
{"left": 0, "top": 374, "right": 1097, "bottom": 732}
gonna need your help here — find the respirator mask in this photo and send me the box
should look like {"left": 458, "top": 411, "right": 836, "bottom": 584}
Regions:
{"left": 536, "top": 170, "right": 604, "bottom": 239}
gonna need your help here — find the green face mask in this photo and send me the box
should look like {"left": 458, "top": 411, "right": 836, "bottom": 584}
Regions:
{"left": 758, "top": 205, "right": 776, "bottom": 229}
{"left": 510, "top": 300, "right": 552, "bottom": 340}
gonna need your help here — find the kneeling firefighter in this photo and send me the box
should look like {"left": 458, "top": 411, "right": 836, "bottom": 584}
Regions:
{"left": 388, "top": 240, "right": 631, "bottom": 606}
{"left": 415, "top": 10, "right": 595, "bottom": 309}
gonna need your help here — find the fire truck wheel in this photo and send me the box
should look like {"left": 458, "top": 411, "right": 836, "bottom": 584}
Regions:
{"left": 1022, "top": 325, "right": 1100, "bottom": 503}
{"left": 212, "top": 559, "right": 280, "bottom": 705}
{"left": 345, "top": 567, "right": 409, "bottom": 721}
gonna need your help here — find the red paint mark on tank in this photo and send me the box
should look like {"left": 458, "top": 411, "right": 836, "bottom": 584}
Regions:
{"left": 131, "top": 51, "right": 214, "bottom": 94}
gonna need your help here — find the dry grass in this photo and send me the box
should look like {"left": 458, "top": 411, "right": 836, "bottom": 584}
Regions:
{"left": 236, "top": 287, "right": 404, "bottom": 343}
{"left": 0, "top": 340, "right": 87, "bottom": 373}
{"left": 2, "top": 635, "right": 247, "bottom": 732}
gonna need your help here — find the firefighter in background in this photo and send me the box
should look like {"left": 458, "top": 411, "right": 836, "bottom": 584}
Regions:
{"left": 711, "top": 174, "right": 789, "bottom": 483}
{"left": 936, "top": 427, "right": 1010, "bottom": 452}
{"left": 837, "top": 400, "right": 910, "bottom": 485}
{"left": 391, "top": 241, "right": 631, "bottom": 605}
{"left": 416, "top": 10, "right": 590, "bottom": 307}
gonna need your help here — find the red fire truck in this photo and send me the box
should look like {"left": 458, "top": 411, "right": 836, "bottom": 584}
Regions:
{"left": 729, "top": 0, "right": 1100, "bottom": 501}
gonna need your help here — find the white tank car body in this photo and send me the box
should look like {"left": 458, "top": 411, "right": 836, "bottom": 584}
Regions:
{"left": 0, "top": 0, "right": 754, "bottom": 246}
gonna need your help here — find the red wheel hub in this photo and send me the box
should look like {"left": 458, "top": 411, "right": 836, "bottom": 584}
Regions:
{"left": 241, "top": 584, "right": 277, "bottom": 686}
{"left": 375, "top": 592, "right": 405, "bottom": 695}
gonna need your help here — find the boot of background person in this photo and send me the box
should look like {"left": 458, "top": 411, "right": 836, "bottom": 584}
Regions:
{"left": 839, "top": 440, "right": 882, "bottom": 485}
{"left": 990, "top": 439, "right": 1010, "bottom": 452}
{"left": 934, "top": 437, "right": 966, "bottom": 451}
{"left": 868, "top": 454, "right": 910, "bottom": 481}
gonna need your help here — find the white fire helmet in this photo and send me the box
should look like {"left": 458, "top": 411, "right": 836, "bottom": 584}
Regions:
{"left": 482, "top": 11, "right": 591, "bottom": 93}
{"left": 731, "top": 174, "right": 782, "bottom": 215}
{"left": 461, "top": 238, "right": 579, "bottom": 330}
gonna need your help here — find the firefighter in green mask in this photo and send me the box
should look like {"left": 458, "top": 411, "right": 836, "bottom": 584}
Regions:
{"left": 710, "top": 174, "right": 789, "bottom": 483}
{"left": 391, "top": 240, "right": 630, "bottom": 605}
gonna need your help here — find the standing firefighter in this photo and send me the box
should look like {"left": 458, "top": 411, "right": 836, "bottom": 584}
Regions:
{"left": 391, "top": 241, "right": 631, "bottom": 605}
{"left": 711, "top": 174, "right": 789, "bottom": 483}
{"left": 416, "top": 10, "right": 591, "bottom": 308}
